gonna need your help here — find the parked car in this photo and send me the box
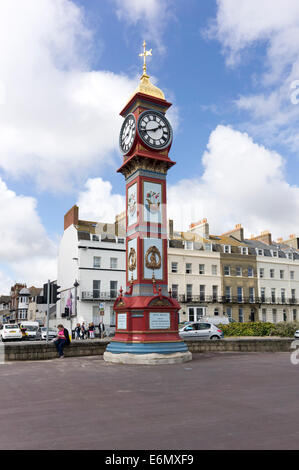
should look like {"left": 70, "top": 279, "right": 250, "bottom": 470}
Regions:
{"left": 294, "top": 330, "right": 299, "bottom": 339}
{"left": 179, "top": 322, "right": 224, "bottom": 340}
{"left": 0, "top": 324, "right": 23, "bottom": 342}
{"left": 19, "top": 321, "right": 40, "bottom": 340}
{"left": 37, "top": 327, "right": 57, "bottom": 340}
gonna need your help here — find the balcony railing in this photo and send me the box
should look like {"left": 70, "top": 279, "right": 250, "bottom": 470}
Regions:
{"left": 81, "top": 291, "right": 118, "bottom": 301}
{"left": 175, "top": 295, "right": 299, "bottom": 305}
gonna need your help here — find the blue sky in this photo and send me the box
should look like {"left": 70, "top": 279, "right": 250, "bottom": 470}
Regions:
{"left": 1, "top": 0, "right": 299, "bottom": 292}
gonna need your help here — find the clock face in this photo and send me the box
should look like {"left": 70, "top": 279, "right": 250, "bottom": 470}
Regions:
{"left": 119, "top": 114, "right": 136, "bottom": 154}
{"left": 137, "top": 110, "right": 172, "bottom": 150}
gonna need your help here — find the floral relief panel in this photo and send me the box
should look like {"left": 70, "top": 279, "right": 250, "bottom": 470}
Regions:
{"left": 143, "top": 181, "right": 162, "bottom": 224}
{"left": 127, "top": 182, "right": 137, "bottom": 227}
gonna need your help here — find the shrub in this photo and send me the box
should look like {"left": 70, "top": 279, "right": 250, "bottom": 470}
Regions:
{"left": 219, "top": 322, "right": 299, "bottom": 337}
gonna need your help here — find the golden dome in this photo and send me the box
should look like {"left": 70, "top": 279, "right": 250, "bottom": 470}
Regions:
{"left": 134, "top": 73, "right": 165, "bottom": 100}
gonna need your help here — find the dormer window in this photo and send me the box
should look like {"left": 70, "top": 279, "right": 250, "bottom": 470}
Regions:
{"left": 224, "top": 245, "right": 231, "bottom": 254}
{"left": 241, "top": 247, "right": 248, "bottom": 255}
{"left": 272, "top": 251, "right": 278, "bottom": 257}
{"left": 257, "top": 249, "right": 264, "bottom": 256}
{"left": 185, "top": 241, "right": 193, "bottom": 250}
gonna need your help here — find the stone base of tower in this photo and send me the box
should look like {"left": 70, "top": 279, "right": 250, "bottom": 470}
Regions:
{"left": 103, "top": 350, "right": 192, "bottom": 365}
{"left": 103, "top": 340, "right": 192, "bottom": 365}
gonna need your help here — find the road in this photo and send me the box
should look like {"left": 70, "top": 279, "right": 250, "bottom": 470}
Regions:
{"left": 0, "top": 352, "right": 298, "bottom": 450}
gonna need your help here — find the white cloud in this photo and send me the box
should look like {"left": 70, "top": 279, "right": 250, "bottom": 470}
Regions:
{"left": 0, "top": 0, "right": 136, "bottom": 191}
{"left": 206, "top": 0, "right": 299, "bottom": 151}
{"left": 77, "top": 177, "right": 125, "bottom": 223}
{"left": 113, "top": 0, "right": 173, "bottom": 54}
{"left": 76, "top": 126, "right": 299, "bottom": 241}
{"left": 168, "top": 125, "right": 299, "bottom": 240}
{"left": 0, "top": 177, "right": 57, "bottom": 291}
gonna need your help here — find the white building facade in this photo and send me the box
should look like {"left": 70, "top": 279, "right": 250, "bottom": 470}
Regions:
{"left": 56, "top": 206, "right": 126, "bottom": 334}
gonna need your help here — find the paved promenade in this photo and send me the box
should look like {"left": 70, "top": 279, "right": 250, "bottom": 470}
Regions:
{"left": 0, "top": 352, "right": 298, "bottom": 450}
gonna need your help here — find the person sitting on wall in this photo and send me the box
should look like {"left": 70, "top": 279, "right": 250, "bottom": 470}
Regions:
{"left": 53, "top": 324, "right": 70, "bottom": 359}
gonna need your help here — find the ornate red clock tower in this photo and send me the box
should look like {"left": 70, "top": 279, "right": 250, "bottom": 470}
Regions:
{"left": 104, "top": 42, "right": 192, "bottom": 364}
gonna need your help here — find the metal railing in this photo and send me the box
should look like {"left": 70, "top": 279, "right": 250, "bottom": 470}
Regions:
{"left": 81, "top": 291, "right": 118, "bottom": 301}
{"left": 175, "top": 294, "right": 299, "bottom": 305}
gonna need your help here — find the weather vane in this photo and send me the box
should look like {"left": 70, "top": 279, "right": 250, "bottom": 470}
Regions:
{"left": 139, "top": 40, "right": 152, "bottom": 77}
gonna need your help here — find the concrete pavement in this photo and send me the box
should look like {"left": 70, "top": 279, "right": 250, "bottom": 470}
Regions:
{"left": 0, "top": 352, "right": 298, "bottom": 450}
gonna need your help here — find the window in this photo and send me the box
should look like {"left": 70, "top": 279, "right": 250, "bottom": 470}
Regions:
{"left": 186, "top": 263, "right": 192, "bottom": 274}
{"left": 249, "top": 287, "right": 255, "bottom": 303}
{"left": 271, "top": 288, "right": 276, "bottom": 303}
{"left": 237, "top": 286, "right": 243, "bottom": 303}
{"left": 204, "top": 243, "right": 212, "bottom": 251}
{"left": 118, "top": 238, "right": 125, "bottom": 244}
{"left": 110, "top": 258, "right": 118, "bottom": 269}
{"left": 92, "top": 234, "right": 99, "bottom": 241}
{"left": 248, "top": 267, "right": 253, "bottom": 277}
{"left": 199, "top": 285, "right": 205, "bottom": 301}
{"left": 224, "top": 265, "right": 230, "bottom": 276}
{"left": 212, "top": 265, "right": 217, "bottom": 275}
{"left": 238, "top": 308, "right": 244, "bottom": 323}
{"left": 257, "top": 249, "right": 264, "bottom": 256}
{"left": 224, "top": 245, "right": 231, "bottom": 253}
{"left": 291, "top": 289, "right": 296, "bottom": 302}
{"left": 270, "top": 269, "right": 275, "bottom": 278}
{"left": 199, "top": 264, "right": 205, "bottom": 275}
{"left": 236, "top": 266, "right": 242, "bottom": 276}
{"left": 280, "top": 270, "right": 284, "bottom": 279}
{"left": 212, "top": 285, "right": 218, "bottom": 302}
{"left": 93, "top": 256, "right": 101, "bottom": 268}
{"left": 186, "top": 284, "right": 192, "bottom": 301}
{"left": 185, "top": 241, "right": 193, "bottom": 250}
{"left": 241, "top": 247, "right": 248, "bottom": 255}
{"left": 226, "top": 307, "right": 232, "bottom": 319}
{"left": 283, "top": 309, "right": 287, "bottom": 322}
{"left": 291, "top": 271, "right": 295, "bottom": 280}
{"left": 272, "top": 251, "right": 278, "bottom": 257}
{"left": 272, "top": 309, "right": 277, "bottom": 323}
{"left": 293, "top": 309, "right": 297, "bottom": 321}
{"left": 110, "top": 281, "right": 118, "bottom": 298}
{"left": 188, "top": 307, "right": 206, "bottom": 322}
{"left": 225, "top": 286, "right": 231, "bottom": 302}
{"left": 214, "top": 308, "right": 219, "bottom": 316}
{"left": 262, "top": 309, "right": 267, "bottom": 322}
{"left": 259, "top": 268, "right": 264, "bottom": 278}
{"left": 93, "top": 280, "right": 101, "bottom": 299}
{"left": 288, "top": 253, "right": 293, "bottom": 260}
{"left": 171, "top": 262, "right": 178, "bottom": 273}
{"left": 281, "top": 288, "right": 286, "bottom": 303}
{"left": 260, "top": 287, "right": 266, "bottom": 302}
{"left": 171, "top": 284, "right": 178, "bottom": 299}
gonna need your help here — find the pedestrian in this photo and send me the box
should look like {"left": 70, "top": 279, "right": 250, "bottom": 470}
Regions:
{"left": 74, "top": 323, "right": 81, "bottom": 340}
{"left": 54, "top": 324, "right": 70, "bottom": 359}
{"left": 98, "top": 321, "right": 105, "bottom": 339}
{"left": 80, "top": 322, "right": 86, "bottom": 340}
{"left": 89, "top": 322, "right": 95, "bottom": 339}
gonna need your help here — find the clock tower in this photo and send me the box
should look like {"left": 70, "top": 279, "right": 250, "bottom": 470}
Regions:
{"left": 104, "top": 42, "right": 192, "bottom": 364}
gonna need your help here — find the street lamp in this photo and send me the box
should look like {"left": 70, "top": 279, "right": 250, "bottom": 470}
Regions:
{"left": 71, "top": 280, "right": 79, "bottom": 337}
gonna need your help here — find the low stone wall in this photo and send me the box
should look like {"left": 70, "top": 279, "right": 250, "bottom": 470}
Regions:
{"left": 1, "top": 337, "right": 295, "bottom": 361}
{"left": 186, "top": 337, "right": 293, "bottom": 353}
{"left": 2, "top": 339, "right": 109, "bottom": 362}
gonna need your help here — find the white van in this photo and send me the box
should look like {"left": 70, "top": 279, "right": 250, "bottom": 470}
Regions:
{"left": 199, "top": 316, "right": 231, "bottom": 326}
{"left": 19, "top": 321, "right": 40, "bottom": 340}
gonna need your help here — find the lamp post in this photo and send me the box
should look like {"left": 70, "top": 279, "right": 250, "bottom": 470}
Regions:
{"left": 72, "top": 280, "right": 79, "bottom": 337}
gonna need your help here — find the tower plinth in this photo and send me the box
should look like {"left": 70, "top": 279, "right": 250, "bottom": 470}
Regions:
{"left": 104, "top": 43, "right": 192, "bottom": 364}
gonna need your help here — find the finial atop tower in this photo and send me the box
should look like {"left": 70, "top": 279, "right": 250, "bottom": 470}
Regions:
{"left": 139, "top": 40, "right": 152, "bottom": 78}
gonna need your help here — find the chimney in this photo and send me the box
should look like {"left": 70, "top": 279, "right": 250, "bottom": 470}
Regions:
{"left": 252, "top": 230, "right": 272, "bottom": 245}
{"left": 64, "top": 205, "right": 79, "bottom": 231}
{"left": 168, "top": 219, "right": 174, "bottom": 239}
{"left": 221, "top": 223, "right": 244, "bottom": 241}
{"left": 189, "top": 218, "right": 209, "bottom": 238}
